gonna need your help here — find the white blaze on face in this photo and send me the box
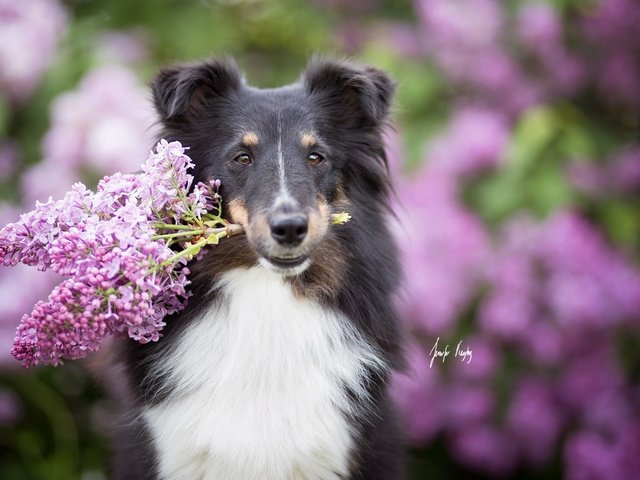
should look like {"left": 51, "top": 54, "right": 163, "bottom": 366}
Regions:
{"left": 275, "top": 111, "right": 298, "bottom": 209}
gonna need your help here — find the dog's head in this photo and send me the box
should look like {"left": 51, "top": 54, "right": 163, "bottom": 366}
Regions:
{"left": 151, "top": 58, "right": 394, "bottom": 277}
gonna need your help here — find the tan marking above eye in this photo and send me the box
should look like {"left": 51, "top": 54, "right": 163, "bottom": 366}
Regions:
{"left": 241, "top": 132, "right": 259, "bottom": 147}
{"left": 301, "top": 132, "right": 317, "bottom": 148}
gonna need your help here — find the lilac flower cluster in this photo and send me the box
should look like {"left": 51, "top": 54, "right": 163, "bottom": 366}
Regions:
{"left": 0, "top": 56, "right": 156, "bottom": 365}
{"left": 0, "top": 140, "right": 228, "bottom": 367}
{"left": 0, "top": 0, "right": 68, "bottom": 103}
{"left": 382, "top": 1, "right": 640, "bottom": 476}
{"left": 568, "top": 147, "right": 640, "bottom": 196}
{"left": 394, "top": 169, "right": 640, "bottom": 475}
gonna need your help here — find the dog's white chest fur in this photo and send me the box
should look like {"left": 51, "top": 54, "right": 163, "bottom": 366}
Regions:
{"left": 143, "top": 267, "right": 384, "bottom": 480}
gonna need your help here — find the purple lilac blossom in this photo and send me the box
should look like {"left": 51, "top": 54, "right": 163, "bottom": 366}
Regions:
{"left": 480, "top": 211, "right": 640, "bottom": 345}
{"left": 385, "top": 0, "right": 640, "bottom": 476}
{"left": 21, "top": 63, "right": 157, "bottom": 205}
{"left": 441, "top": 384, "right": 495, "bottom": 429}
{"left": 448, "top": 424, "right": 517, "bottom": 475}
{"left": 395, "top": 170, "right": 490, "bottom": 335}
{"left": 394, "top": 124, "right": 497, "bottom": 337}
{"left": 582, "top": 0, "right": 640, "bottom": 108}
{"left": 564, "top": 422, "right": 640, "bottom": 478}
{"left": 0, "top": 0, "right": 68, "bottom": 103}
{"left": 450, "top": 335, "right": 499, "bottom": 380}
{"left": 0, "top": 142, "right": 19, "bottom": 181}
{"left": 1, "top": 141, "right": 222, "bottom": 367}
{"left": 425, "top": 106, "right": 510, "bottom": 179}
{"left": 564, "top": 431, "right": 622, "bottom": 480}
{"left": 505, "top": 378, "right": 564, "bottom": 466}
{"left": 517, "top": 4, "right": 585, "bottom": 95}
{"left": 568, "top": 148, "right": 640, "bottom": 195}
{"left": 0, "top": 265, "right": 60, "bottom": 364}
{"left": 414, "top": 0, "right": 543, "bottom": 114}
{"left": 40, "top": 64, "right": 157, "bottom": 175}
{"left": 94, "top": 30, "right": 149, "bottom": 65}
{"left": 390, "top": 342, "right": 442, "bottom": 442}
{"left": 380, "top": 23, "right": 427, "bottom": 59}
{"left": 395, "top": 186, "right": 640, "bottom": 474}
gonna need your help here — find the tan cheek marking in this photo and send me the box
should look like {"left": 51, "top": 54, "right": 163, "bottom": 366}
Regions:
{"left": 229, "top": 199, "right": 271, "bottom": 250}
{"left": 242, "top": 132, "right": 259, "bottom": 147}
{"left": 307, "top": 197, "right": 330, "bottom": 242}
{"left": 247, "top": 214, "right": 272, "bottom": 248}
{"left": 228, "top": 199, "right": 249, "bottom": 226}
{"left": 301, "top": 132, "right": 317, "bottom": 149}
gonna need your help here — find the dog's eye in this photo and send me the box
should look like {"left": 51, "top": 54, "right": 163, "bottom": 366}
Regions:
{"left": 234, "top": 153, "right": 252, "bottom": 165}
{"left": 308, "top": 152, "right": 324, "bottom": 166}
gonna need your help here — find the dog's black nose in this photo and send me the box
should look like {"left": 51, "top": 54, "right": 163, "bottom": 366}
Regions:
{"left": 270, "top": 214, "right": 308, "bottom": 246}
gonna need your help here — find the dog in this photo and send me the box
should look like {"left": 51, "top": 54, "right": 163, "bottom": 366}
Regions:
{"left": 110, "top": 57, "right": 405, "bottom": 480}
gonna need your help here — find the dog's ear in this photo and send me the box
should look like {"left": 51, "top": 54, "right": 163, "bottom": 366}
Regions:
{"left": 151, "top": 58, "right": 242, "bottom": 121}
{"left": 302, "top": 59, "right": 395, "bottom": 129}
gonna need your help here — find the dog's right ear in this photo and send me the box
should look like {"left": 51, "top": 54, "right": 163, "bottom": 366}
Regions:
{"left": 151, "top": 58, "right": 243, "bottom": 122}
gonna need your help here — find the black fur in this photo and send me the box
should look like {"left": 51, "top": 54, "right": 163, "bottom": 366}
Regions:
{"left": 111, "top": 57, "right": 405, "bottom": 480}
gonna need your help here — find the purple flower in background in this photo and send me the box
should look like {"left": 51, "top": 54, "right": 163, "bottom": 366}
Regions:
{"left": 517, "top": 4, "right": 585, "bottom": 95}
{"left": 566, "top": 161, "right": 607, "bottom": 195}
{"left": 380, "top": 23, "right": 427, "bottom": 59}
{"left": 441, "top": 384, "right": 495, "bottom": 429}
{"left": 94, "top": 30, "right": 149, "bottom": 65}
{"left": 449, "top": 424, "right": 517, "bottom": 476}
{"left": 426, "top": 106, "right": 510, "bottom": 179}
{"left": 390, "top": 342, "right": 442, "bottom": 442}
{"left": 615, "top": 421, "right": 640, "bottom": 478}
{"left": 20, "top": 161, "right": 81, "bottom": 207}
{"left": 564, "top": 431, "right": 622, "bottom": 480}
{"left": 538, "top": 212, "right": 640, "bottom": 327}
{"left": 480, "top": 211, "right": 640, "bottom": 343}
{"left": 396, "top": 171, "right": 490, "bottom": 335}
{"left": 416, "top": 0, "right": 503, "bottom": 51}
{"left": 582, "top": 0, "right": 640, "bottom": 107}
{"left": 518, "top": 3, "right": 562, "bottom": 48}
{"left": 610, "top": 147, "right": 640, "bottom": 193}
{"left": 558, "top": 342, "right": 627, "bottom": 421}
{"left": 0, "top": 142, "right": 19, "bottom": 181}
{"left": 505, "top": 378, "right": 564, "bottom": 466}
{"left": 568, "top": 148, "right": 640, "bottom": 196}
{"left": 19, "top": 63, "right": 157, "bottom": 205}
{"left": 597, "top": 52, "right": 640, "bottom": 107}
{"left": 51, "top": 64, "right": 157, "bottom": 172}
{"left": 450, "top": 335, "right": 499, "bottom": 380}
{"left": 36, "top": 64, "right": 157, "bottom": 194}
{"left": 414, "top": 0, "right": 545, "bottom": 113}
{"left": 0, "top": 0, "right": 68, "bottom": 103}
{"left": 582, "top": 0, "right": 640, "bottom": 48}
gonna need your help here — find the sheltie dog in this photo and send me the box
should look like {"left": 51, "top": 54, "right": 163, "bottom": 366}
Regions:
{"left": 111, "top": 57, "right": 405, "bottom": 480}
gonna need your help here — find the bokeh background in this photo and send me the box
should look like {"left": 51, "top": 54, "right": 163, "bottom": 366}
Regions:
{"left": 1, "top": 0, "right": 639, "bottom": 478}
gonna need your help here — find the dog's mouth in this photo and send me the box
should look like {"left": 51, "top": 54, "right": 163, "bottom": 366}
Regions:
{"left": 258, "top": 254, "right": 310, "bottom": 276}
{"left": 268, "top": 255, "right": 307, "bottom": 267}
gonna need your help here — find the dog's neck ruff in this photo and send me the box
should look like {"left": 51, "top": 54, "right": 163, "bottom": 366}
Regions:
{"left": 143, "top": 266, "right": 386, "bottom": 480}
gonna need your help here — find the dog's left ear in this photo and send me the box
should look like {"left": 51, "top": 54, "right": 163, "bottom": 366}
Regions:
{"left": 151, "top": 58, "right": 242, "bottom": 122}
{"left": 302, "top": 59, "right": 395, "bottom": 130}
